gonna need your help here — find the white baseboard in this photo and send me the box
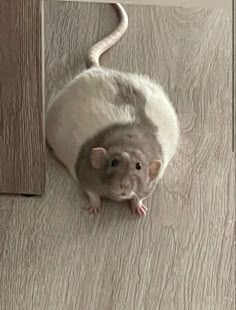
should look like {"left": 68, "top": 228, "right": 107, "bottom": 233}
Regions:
{"left": 53, "top": 0, "right": 232, "bottom": 10}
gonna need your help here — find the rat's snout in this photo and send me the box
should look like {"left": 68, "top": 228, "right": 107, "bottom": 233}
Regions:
{"left": 120, "top": 176, "right": 132, "bottom": 193}
{"left": 120, "top": 181, "right": 130, "bottom": 191}
{"left": 111, "top": 176, "right": 134, "bottom": 200}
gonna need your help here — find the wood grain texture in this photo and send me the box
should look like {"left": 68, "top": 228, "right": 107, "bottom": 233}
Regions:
{"left": 0, "top": 2, "right": 234, "bottom": 310}
{"left": 234, "top": 0, "right": 236, "bottom": 151}
{"left": 0, "top": 0, "right": 45, "bottom": 194}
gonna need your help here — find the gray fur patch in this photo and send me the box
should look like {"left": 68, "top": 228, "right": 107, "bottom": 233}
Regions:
{"left": 75, "top": 116, "right": 162, "bottom": 198}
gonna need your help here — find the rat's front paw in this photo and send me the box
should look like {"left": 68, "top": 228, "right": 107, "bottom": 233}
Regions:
{"left": 86, "top": 191, "right": 101, "bottom": 214}
{"left": 129, "top": 196, "right": 148, "bottom": 217}
{"left": 133, "top": 204, "right": 148, "bottom": 216}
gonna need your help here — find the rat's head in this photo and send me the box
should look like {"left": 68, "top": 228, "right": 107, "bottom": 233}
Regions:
{"left": 90, "top": 147, "right": 161, "bottom": 201}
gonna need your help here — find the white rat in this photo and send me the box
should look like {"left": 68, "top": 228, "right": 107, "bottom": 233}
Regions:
{"left": 46, "top": 3, "right": 179, "bottom": 216}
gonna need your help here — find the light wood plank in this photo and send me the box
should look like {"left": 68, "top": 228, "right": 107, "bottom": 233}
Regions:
{"left": 0, "top": 2, "right": 234, "bottom": 310}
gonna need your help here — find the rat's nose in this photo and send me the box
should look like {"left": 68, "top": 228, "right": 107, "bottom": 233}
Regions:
{"left": 120, "top": 181, "right": 130, "bottom": 190}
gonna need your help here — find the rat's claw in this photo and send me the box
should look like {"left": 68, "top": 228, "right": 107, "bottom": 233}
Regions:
{"left": 88, "top": 206, "right": 101, "bottom": 214}
{"left": 133, "top": 204, "right": 148, "bottom": 216}
{"left": 141, "top": 204, "right": 148, "bottom": 211}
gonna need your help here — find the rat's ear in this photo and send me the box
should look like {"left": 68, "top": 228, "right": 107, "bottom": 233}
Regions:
{"left": 90, "top": 147, "right": 108, "bottom": 169}
{"left": 149, "top": 160, "right": 161, "bottom": 180}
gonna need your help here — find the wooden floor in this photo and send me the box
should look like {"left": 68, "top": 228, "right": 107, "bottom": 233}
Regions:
{"left": 0, "top": 2, "right": 234, "bottom": 309}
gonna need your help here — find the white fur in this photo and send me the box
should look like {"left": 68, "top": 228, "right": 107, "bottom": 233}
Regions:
{"left": 116, "top": 71, "right": 179, "bottom": 179}
{"left": 46, "top": 68, "right": 136, "bottom": 179}
{"left": 46, "top": 68, "right": 179, "bottom": 180}
{"left": 126, "top": 74, "right": 180, "bottom": 178}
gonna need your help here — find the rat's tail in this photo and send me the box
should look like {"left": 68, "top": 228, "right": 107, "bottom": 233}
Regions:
{"left": 86, "top": 3, "right": 128, "bottom": 68}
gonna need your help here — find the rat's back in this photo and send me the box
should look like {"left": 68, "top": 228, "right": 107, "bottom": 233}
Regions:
{"left": 46, "top": 68, "right": 136, "bottom": 178}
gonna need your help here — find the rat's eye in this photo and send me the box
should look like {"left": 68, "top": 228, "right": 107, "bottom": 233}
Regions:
{"left": 111, "top": 159, "right": 119, "bottom": 167}
{"left": 136, "top": 162, "right": 142, "bottom": 170}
